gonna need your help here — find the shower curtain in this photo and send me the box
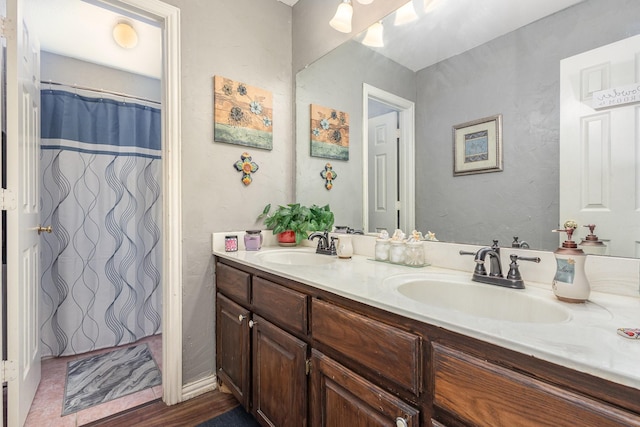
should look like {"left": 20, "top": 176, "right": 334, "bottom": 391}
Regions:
{"left": 39, "top": 89, "right": 162, "bottom": 357}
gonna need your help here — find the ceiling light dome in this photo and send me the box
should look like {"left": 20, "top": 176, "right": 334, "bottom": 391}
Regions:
{"left": 113, "top": 22, "right": 138, "bottom": 49}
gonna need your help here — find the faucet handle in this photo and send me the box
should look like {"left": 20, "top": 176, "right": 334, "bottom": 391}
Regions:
{"left": 328, "top": 236, "right": 337, "bottom": 256}
{"left": 506, "top": 254, "right": 541, "bottom": 281}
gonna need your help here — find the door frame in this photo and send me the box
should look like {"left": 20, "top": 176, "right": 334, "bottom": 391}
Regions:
{"left": 362, "top": 83, "right": 415, "bottom": 234}
{"left": 71, "top": 0, "right": 184, "bottom": 405}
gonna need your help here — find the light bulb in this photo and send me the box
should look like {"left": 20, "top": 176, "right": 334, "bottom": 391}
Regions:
{"left": 356, "top": 0, "right": 374, "bottom": 4}
{"left": 394, "top": 1, "right": 418, "bottom": 25}
{"left": 362, "top": 22, "right": 384, "bottom": 47}
{"left": 329, "top": 0, "right": 353, "bottom": 33}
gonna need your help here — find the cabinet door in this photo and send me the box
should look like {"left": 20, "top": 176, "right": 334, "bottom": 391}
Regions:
{"left": 252, "top": 315, "right": 308, "bottom": 427}
{"left": 216, "top": 293, "right": 251, "bottom": 408}
{"left": 310, "top": 349, "right": 420, "bottom": 427}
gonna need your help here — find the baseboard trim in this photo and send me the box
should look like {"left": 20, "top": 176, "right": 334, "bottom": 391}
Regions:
{"left": 181, "top": 374, "right": 218, "bottom": 401}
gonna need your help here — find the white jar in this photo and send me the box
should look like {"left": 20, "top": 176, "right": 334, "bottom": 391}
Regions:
{"left": 375, "top": 239, "right": 390, "bottom": 261}
{"left": 404, "top": 241, "right": 425, "bottom": 266}
{"left": 389, "top": 241, "right": 406, "bottom": 264}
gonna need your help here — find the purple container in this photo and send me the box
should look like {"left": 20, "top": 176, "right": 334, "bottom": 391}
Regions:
{"left": 244, "top": 230, "right": 263, "bottom": 251}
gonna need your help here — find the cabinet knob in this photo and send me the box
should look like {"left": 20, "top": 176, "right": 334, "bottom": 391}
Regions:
{"left": 249, "top": 320, "right": 257, "bottom": 328}
{"left": 238, "top": 315, "right": 246, "bottom": 322}
{"left": 395, "top": 418, "right": 408, "bottom": 427}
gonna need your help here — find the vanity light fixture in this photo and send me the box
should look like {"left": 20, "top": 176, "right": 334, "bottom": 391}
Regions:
{"left": 362, "top": 21, "right": 384, "bottom": 47}
{"left": 329, "top": 0, "right": 353, "bottom": 33}
{"left": 113, "top": 21, "right": 138, "bottom": 49}
{"left": 394, "top": 1, "right": 418, "bottom": 25}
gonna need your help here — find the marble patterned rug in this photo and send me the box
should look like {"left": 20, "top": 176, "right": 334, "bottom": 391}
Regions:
{"left": 62, "top": 343, "right": 161, "bottom": 415}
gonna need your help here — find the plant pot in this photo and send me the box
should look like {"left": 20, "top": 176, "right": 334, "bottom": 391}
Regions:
{"left": 277, "top": 230, "right": 297, "bottom": 246}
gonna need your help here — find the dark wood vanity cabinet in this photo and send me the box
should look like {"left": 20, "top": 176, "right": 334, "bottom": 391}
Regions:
{"left": 310, "top": 349, "right": 420, "bottom": 426}
{"left": 216, "top": 261, "right": 309, "bottom": 426}
{"left": 215, "top": 257, "right": 640, "bottom": 427}
{"left": 432, "top": 343, "right": 640, "bottom": 427}
{"left": 216, "top": 293, "right": 251, "bottom": 407}
{"left": 251, "top": 315, "right": 307, "bottom": 427}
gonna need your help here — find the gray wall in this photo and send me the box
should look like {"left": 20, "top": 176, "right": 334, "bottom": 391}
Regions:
{"left": 160, "top": 0, "right": 293, "bottom": 384}
{"left": 295, "top": 40, "right": 416, "bottom": 228}
{"left": 415, "top": 0, "right": 640, "bottom": 250}
{"left": 41, "top": 51, "right": 160, "bottom": 101}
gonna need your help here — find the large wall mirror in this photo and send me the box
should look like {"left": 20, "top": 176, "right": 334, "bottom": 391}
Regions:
{"left": 295, "top": 0, "right": 640, "bottom": 258}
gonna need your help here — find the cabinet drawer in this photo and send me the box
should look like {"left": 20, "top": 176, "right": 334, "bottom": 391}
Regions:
{"left": 311, "top": 298, "right": 422, "bottom": 395}
{"left": 216, "top": 263, "right": 251, "bottom": 305}
{"left": 433, "top": 343, "right": 640, "bottom": 427}
{"left": 252, "top": 277, "right": 308, "bottom": 336}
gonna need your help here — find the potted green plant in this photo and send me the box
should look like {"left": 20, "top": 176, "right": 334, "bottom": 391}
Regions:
{"left": 258, "top": 203, "right": 335, "bottom": 246}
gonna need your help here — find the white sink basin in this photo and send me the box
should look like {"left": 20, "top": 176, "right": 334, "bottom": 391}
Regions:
{"left": 388, "top": 274, "right": 570, "bottom": 324}
{"left": 256, "top": 250, "right": 335, "bottom": 266}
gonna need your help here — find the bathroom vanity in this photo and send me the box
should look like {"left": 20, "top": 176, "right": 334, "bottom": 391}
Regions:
{"left": 213, "top": 235, "right": 640, "bottom": 426}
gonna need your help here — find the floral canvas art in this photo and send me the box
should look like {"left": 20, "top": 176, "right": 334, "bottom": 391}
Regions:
{"left": 310, "top": 104, "right": 349, "bottom": 160}
{"left": 214, "top": 76, "right": 273, "bottom": 150}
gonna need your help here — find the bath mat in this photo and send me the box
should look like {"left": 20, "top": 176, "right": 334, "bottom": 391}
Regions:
{"left": 62, "top": 343, "right": 161, "bottom": 415}
{"left": 197, "top": 406, "right": 260, "bottom": 427}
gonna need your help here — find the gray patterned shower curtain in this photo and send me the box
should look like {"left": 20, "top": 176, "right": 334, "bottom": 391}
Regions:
{"left": 39, "top": 89, "right": 162, "bottom": 357}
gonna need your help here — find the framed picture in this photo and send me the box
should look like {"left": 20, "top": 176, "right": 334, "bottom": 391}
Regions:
{"left": 213, "top": 76, "right": 273, "bottom": 150}
{"left": 452, "top": 114, "right": 502, "bottom": 176}
{"left": 310, "top": 104, "right": 349, "bottom": 160}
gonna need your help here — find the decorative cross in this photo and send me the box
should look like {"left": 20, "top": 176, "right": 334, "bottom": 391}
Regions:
{"left": 320, "top": 163, "right": 337, "bottom": 190}
{"left": 234, "top": 152, "right": 259, "bottom": 186}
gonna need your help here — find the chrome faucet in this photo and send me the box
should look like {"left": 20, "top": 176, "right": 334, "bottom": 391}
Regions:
{"left": 460, "top": 241, "right": 540, "bottom": 289}
{"left": 308, "top": 231, "right": 336, "bottom": 255}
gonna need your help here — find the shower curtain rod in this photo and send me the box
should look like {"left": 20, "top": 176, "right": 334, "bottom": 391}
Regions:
{"left": 41, "top": 80, "right": 161, "bottom": 106}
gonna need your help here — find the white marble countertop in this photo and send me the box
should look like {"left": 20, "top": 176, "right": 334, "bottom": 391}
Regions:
{"left": 212, "top": 234, "right": 640, "bottom": 392}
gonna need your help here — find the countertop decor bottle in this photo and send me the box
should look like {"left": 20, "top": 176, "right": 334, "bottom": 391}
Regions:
{"left": 404, "top": 241, "right": 425, "bottom": 266}
{"left": 578, "top": 224, "right": 607, "bottom": 256}
{"left": 244, "top": 230, "right": 263, "bottom": 251}
{"left": 336, "top": 235, "right": 353, "bottom": 259}
{"left": 375, "top": 239, "right": 390, "bottom": 261}
{"left": 552, "top": 224, "right": 589, "bottom": 303}
{"left": 389, "top": 240, "right": 406, "bottom": 264}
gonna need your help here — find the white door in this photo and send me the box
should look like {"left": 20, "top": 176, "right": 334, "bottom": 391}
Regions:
{"left": 368, "top": 111, "right": 398, "bottom": 233}
{"left": 6, "top": 0, "right": 42, "bottom": 425}
{"left": 560, "top": 34, "right": 640, "bottom": 258}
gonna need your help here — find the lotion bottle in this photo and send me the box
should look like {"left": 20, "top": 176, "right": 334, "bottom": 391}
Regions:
{"left": 552, "top": 226, "right": 589, "bottom": 303}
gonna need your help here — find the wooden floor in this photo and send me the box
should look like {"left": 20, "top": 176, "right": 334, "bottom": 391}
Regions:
{"left": 83, "top": 390, "right": 240, "bottom": 427}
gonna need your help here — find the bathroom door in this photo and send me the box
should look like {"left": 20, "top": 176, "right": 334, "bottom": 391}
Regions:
{"left": 560, "top": 34, "right": 640, "bottom": 257}
{"left": 368, "top": 111, "right": 399, "bottom": 233}
{"left": 5, "top": 0, "right": 42, "bottom": 425}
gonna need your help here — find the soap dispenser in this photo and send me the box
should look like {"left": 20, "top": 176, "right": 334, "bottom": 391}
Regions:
{"left": 552, "top": 224, "right": 589, "bottom": 303}
{"left": 578, "top": 224, "right": 607, "bottom": 256}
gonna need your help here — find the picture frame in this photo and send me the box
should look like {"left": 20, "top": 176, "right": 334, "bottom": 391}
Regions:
{"left": 452, "top": 114, "right": 503, "bottom": 176}
{"left": 213, "top": 76, "right": 273, "bottom": 150}
{"left": 310, "top": 104, "right": 349, "bottom": 161}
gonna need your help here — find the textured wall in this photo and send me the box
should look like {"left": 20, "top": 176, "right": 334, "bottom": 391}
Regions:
{"left": 415, "top": 0, "right": 640, "bottom": 251}
{"left": 295, "top": 40, "right": 416, "bottom": 229}
{"left": 160, "top": 0, "right": 293, "bottom": 384}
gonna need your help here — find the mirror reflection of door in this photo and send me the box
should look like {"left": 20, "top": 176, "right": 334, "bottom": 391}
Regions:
{"left": 368, "top": 102, "right": 399, "bottom": 234}
{"left": 560, "top": 33, "right": 640, "bottom": 258}
{"left": 363, "top": 83, "right": 415, "bottom": 235}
